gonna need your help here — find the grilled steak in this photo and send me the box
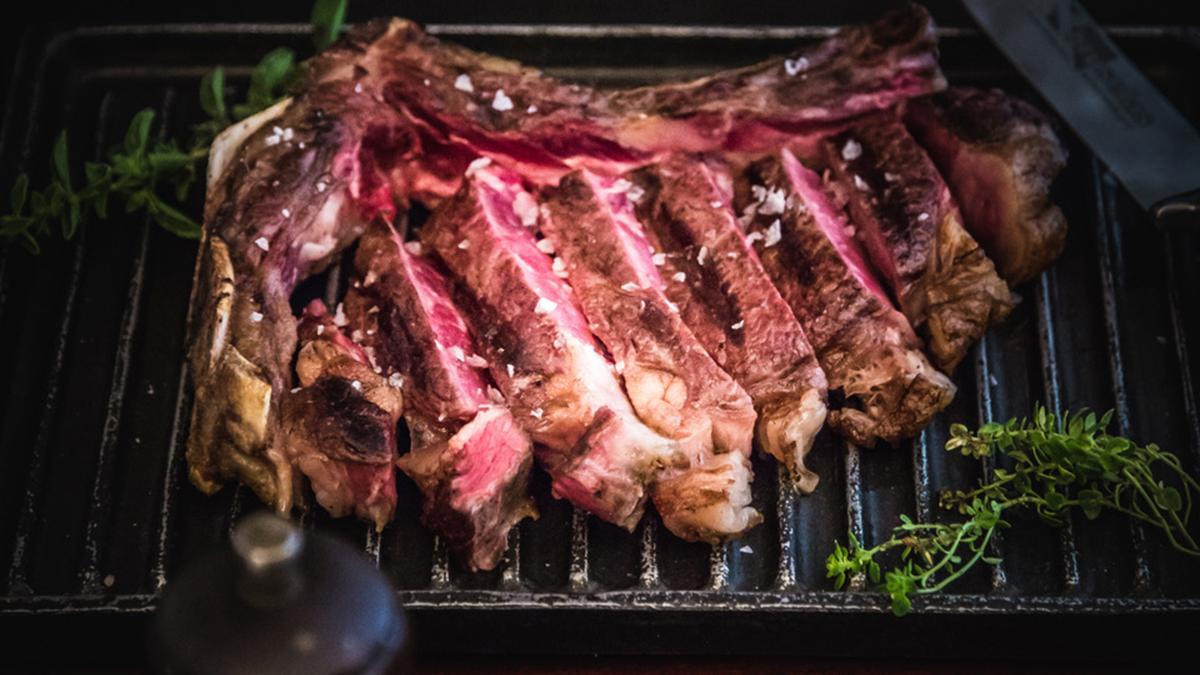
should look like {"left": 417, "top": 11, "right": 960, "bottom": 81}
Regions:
{"left": 346, "top": 221, "right": 535, "bottom": 571}
{"left": 539, "top": 170, "right": 761, "bottom": 542}
{"left": 904, "top": 87, "right": 1069, "bottom": 286}
{"left": 421, "top": 164, "right": 682, "bottom": 530}
{"left": 823, "top": 116, "right": 1014, "bottom": 372}
{"left": 280, "top": 300, "right": 402, "bottom": 531}
{"left": 303, "top": 2, "right": 944, "bottom": 196}
{"left": 739, "top": 151, "right": 955, "bottom": 447}
{"left": 631, "top": 157, "right": 829, "bottom": 492}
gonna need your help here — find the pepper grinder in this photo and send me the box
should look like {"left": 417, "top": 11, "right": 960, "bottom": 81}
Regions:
{"left": 150, "top": 512, "right": 408, "bottom": 674}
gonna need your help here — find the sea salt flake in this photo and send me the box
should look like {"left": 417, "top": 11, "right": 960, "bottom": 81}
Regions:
{"left": 351, "top": 329, "right": 364, "bottom": 342}
{"left": 389, "top": 372, "right": 404, "bottom": 389}
{"left": 530, "top": 407, "right": 544, "bottom": 419}
{"left": 697, "top": 246, "right": 709, "bottom": 265}
{"left": 536, "top": 238, "right": 556, "bottom": 254}
{"left": 710, "top": 200, "right": 723, "bottom": 208}
{"left": 841, "top": 139, "right": 862, "bottom": 161}
{"left": 506, "top": 363, "right": 515, "bottom": 378}
{"left": 281, "top": 127, "right": 294, "bottom": 141}
{"left": 783, "top": 57, "right": 809, "bottom": 76}
{"left": 526, "top": 104, "right": 538, "bottom": 114}
{"left": 626, "top": 184, "right": 645, "bottom": 203}
{"left": 465, "top": 157, "right": 492, "bottom": 177}
{"left": 535, "top": 298, "right": 558, "bottom": 314}
{"left": 354, "top": 82, "right": 363, "bottom": 94}
{"left": 458, "top": 239, "right": 471, "bottom": 250}
{"left": 763, "top": 219, "right": 783, "bottom": 248}
{"left": 730, "top": 320, "right": 745, "bottom": 330}
{"left": 884, "top": 172, "right": 901, "bottom": 183}
{"left": 454, "top": 74, "right": 474, "bottom": 92}
{"left": 254, "top": 237, "right": 270, "bottom": 252}
{"left": 316, "top": 324, "right": 325, "bottom": 336}
{"left": 917, "top": 212, "right": 931, "bottom": 222}
{"left": 351, "top": 380, "right": 362, "bottom": 392}
{"left": 290, "top": 387, "right": 302, "bottom": 394}
{"left": 334, "top": 303, "right": 348, "bottom": 326}
{"left": 652, "top": 252, "right": 667, "bottom": 266}
{"left": 281, "top": 208, "right": 292, "bottom": 218}
{"left": 492, "top": 89, "right": 514, "bottom": 111}
{"left": 264, "top": 134, "right": 281, "bottom": 147}
{"left": 853, "top": 174, "right": 871, "bottom": 192}
{"left": 552, "top": 257, "right": 568, "bottom": 278}
{"left": 249, "top": 311, "right": 264, "bottom": 323}
{"left": 405, "top": 241, "right": 424, "bottom": 255}
{"left": 758, "top": 187, "right": 787, "bottom": 215}
{"left": 316, "top": 181, "right": 328, "bottom": 193}
{"left": 513, "top": 191, "right": 539, "bottom": 227}
{"left": 672, "top": 272, "right": 687, "bottom": 283}
{"left": 739, "top": 545, "right": 754, "bottom": 554}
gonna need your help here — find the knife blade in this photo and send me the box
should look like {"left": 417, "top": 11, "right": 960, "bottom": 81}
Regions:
{"left": 962, "top": 0, "right": 1200, "bottom": 222}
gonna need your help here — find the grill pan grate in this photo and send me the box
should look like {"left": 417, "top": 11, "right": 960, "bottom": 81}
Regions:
{"left": 1, "top": 20, "right": 1199, "bottom": 662}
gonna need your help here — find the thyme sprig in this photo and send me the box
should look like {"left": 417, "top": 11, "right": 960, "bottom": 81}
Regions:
{"left": 827, "top": 407, "right": 1200, "bottom": 616}
{"left": 1, "top": 0, "right": 348, "bottom": 253}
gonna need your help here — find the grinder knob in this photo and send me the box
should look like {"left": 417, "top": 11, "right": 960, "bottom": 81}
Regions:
{"left": 149, "top": 512, "right": 408, "bottom": 674}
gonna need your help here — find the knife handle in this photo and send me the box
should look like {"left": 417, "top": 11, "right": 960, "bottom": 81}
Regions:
{"left": 1154, "top": 188, "right": 1200, "bottom": 229}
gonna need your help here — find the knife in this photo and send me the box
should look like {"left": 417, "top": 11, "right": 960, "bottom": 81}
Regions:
{"left": 962, "top": 0, "right": 1200, "bottom": 225}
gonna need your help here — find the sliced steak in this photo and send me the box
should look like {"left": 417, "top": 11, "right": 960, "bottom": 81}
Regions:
{"left": 539, "top": 170, "right": 761, "bottom": 541}
{"left": 630, "top": 157, "right": 829, "bottom": 492}
{"left": 346, "top": 221, "right": 535, "bottom": 571}
{"left": 420, "top": 163, "right": 680, "bottom": 531}
{"left": 904, "top": 87, "right": 1068, "bottom": 286}
{"left": 280, "top": 300, "right": 402, "bottom": 531}
{"left": 739, "top": 150, "right": 955, "bottom": 447}
{"left": 823, "top": 116, "right": 1014, "bottom": 372}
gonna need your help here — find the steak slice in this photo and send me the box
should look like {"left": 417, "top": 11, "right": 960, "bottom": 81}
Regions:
{"left": 305, "top": 2, "right": 944, "bottom": 197}
{"left": 420, "top": 163, "right": 679, "bottom": 530}
{"left": 630, "top": 157, "right": 829, "bottom": 492}
{"left": 346, "top": 221, "right": 535, "bottom": 571}
{"left": 823, "top": 116, "right": 1014, "bottom": 372}
{"left": 280, "top": 300, "right": 402, "bottom": 531}
{"left": 539, "top": 170, "right": 761, "bottom": 542}
{"left": 739, "top": 150, "right": 955, "bottom": 447}
{"left": 904, "top": 87, "right": 1069, "bottom": 286}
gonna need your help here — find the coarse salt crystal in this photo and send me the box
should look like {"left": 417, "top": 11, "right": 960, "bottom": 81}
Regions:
{"left": 281, "top": 127, "right": 294, "bottom": 141}
{"left": 917, "top": 212, "right": 931, "bottom": 221}
{"left": 450, "top": 346, "right": 466, "bottom": 361}
{"left": 334, "top": 303, "right": 348, "bottom": 326}
{"left": 526, "top": 104, "right": 538, "bottom": 114}
{"left": 758, "top": 187, "right": 787, "bottom": 215}
{"left": 652, "top": 252, "right": 667, "bottom": 266}
{"left": 458, "top": 239, "right": 471, "bottom": 250}
{"left": 351, "top": 380, "right": 362, "bottom": 392}
{"left": 672, "top": 272, "right": 686, "bottom": 283}
{"left": 552, "top": 257, "right": 568, "bottom": 278}
{"left": 536, "top": 238, "right": 555, "bottom": 254}
{"left": 281, "top": 208, "right": 291, "bottom": 218}
{"left": 354, "top": 82, "right": 363, "bottom": 93}
{"left": 389, "top": 372, "right": 404, "bottom": 388}
{"left": 465, "top": 353, "right": 488, "bottom": 368}
{"left": 666, "top": 301, "right": 680, "bottom": 313}
{"left": 265, "top": 135, "right": 281, "bottom": 147}
{"left": 513, "top": 191, "right": 539, "bottom": 227}
{"left": 783, "top": 57, "right": 809, "bottom": 76}
{"left": 884, "top": 172, "right": 900, "bottom": 183}
{"left": 530, "top": 407, "right": 544, "bottom": 419}
{"left": 621, "top": 281, "right": 639, "bottom": 292}
{"left": 351, "top": 329, "right": 364, "bottom": 342}
{"left": 739, "top": 545, "right": 754, "bottom": 554}
{"left": 710, "top": 200, "right": 723, "bottom": 208}
{"left": 465, "top": 156, "right": 492, "bottom": 177}
{"left": 290, "top": 387, "right": 302, "bottom": 394}
{"left": 506, "top": 363, "right": 515, "bottom": 377}
{"left": 534, "top": 298, "right": 557, "bottom": 314}
{"left": 492, "top": 89, "right": 514, "bottom": 111}
{"left": 254, "top": 237, "right": 270, "bottom": 252}
{"left": 841, "top": 139, "right": 862, "bottom": 161}
{"left": 249, "top": 311, "right": 264, "bottom": 323}
{"left": 614, "top": 360, "right": 625, "bottom": 374}
{"left": 316, "top": 324, "right": 325, "bottom": 336}
{"left": 853, "top": 174, "right": 871, "bottom": 191}
{"left": 731, "top": 320, "right": 745, "bottom": 330}
{"left": 423, "top": 78, "right": 431, "bottom": 86}
{"left": 626, "top": 184, "right": 645, "bottom": 203}
{"left": 697, "top": 246, "right": 708, "bottom": 265}
{"left": 316, "top": 181, "right": 327, "bottom": 193}
{"left": 454, "top": 74, "right": 474, "bottom": 92}
{"left": 405, "top": 241, "right": 424, "bottom": 255}
{"left": 763, "top": 219, "right": 783, "bottom": 247}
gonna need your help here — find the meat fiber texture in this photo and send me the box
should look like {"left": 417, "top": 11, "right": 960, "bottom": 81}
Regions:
{"left": 420, "top": 163, "right": 683, "bottom": 531}
{"left": 346, "top": 221, "right": 535, "bottom": 571}
{"left": 630, "top": 156, "right": 828, "bottom": 493}
{"left": 823, "top": 116, "right": 1014, "bottom": 372}
{"left": 903, "top": 87, "right": 1068, "bottom": 286}
{"left": 280, "top": 300, "right": 403, "bottom": 531}
{"left": 539, "top": 169, "right": 762, "bottom": 542}
{"left": 740, "top": 151, "right": 955, "bottom": 447}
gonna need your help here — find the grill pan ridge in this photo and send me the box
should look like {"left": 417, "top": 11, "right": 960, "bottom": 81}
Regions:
{"left": 1, "top": 19, "right": 1199, "bottom": 664}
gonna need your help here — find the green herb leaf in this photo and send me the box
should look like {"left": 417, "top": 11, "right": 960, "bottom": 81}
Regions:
{"left": 51, "top": 132, "right": 71, "bottom": 190}
{"left": 199, "top": 66, "right": 228, "bottom": 122}
{"left": 11, "top": 174, "right": 28, "bottom": 215}
{"left": 311, "top": 0, "right": 349, "bottom": 51}
{"left": 124, "top": 109, "right": 156, "bottom": 157}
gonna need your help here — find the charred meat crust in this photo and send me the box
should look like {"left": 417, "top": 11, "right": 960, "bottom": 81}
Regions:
{"left": 824, "top": 115, "right": 1013, "bottom": 372}
{"left": 739, "top": 152, "right": 954, "bottom": 447}
{"left": 903, "top": 87, "right": 1068, "bottom": 286}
